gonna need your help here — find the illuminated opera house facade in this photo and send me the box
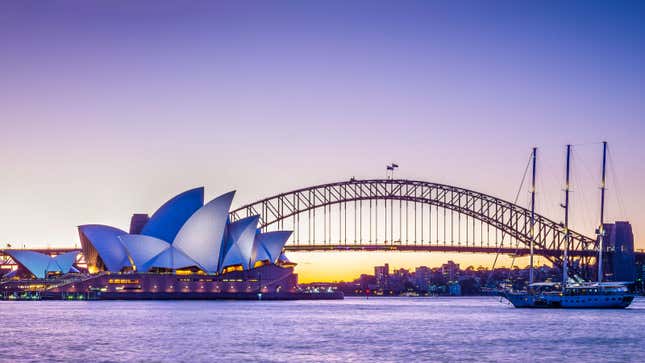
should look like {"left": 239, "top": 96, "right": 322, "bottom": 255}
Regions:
{"left": 1, "top": 187, "right": 340, "bottom": 300}
{"left": 78, "top": 188, "right": 291, "bottom": 276}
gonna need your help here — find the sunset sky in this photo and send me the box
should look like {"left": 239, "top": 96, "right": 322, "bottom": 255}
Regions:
{"left": 1, "top": 1, "right": 644, "bottom": 282}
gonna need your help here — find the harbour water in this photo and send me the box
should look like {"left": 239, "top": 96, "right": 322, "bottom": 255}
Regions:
{"left": 1, "top": 296, "right": 644, "bottom": 362}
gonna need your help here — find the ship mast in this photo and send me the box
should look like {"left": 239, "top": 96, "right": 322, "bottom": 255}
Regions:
{"left": 597, "top": 141, "right": 608, "bottom": 283}
{"left": 562, "top": 144, "right": 571, "bottom": 288}
{"left": 529, "top": 147, "right": 537, "bottom": 284}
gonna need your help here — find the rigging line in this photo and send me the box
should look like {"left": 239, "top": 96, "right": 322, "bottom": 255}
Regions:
{"left": 521, "top": 141, "right": 602, "bottom": 151}
{"left": 607, "top": 146, "right": 627, "bottom": 220}
{"left": 570, "top": 141, "right": 604, "bottom": 147}
{"left": 575, "top": 145, "right": 600, "bottom": 183}
{"left": 513, "top": 152, "right": 533, "bottom": 204}
{"left": 572, "top": 148, "right": 599, "bottom": 232}
{"left": 536, "top": 150, "right": 559, "bottom": 222}
{"left": 577, "top": 168, "right": 595, "bottom": 234}
{"left": 507, "top": 191, "right": 532, "bottom": 278}
{"left": 569, "top": 153, "right": 592, "bottom": 234}
{"left": 487, "top": 150, "right": 533, "bottom": 285}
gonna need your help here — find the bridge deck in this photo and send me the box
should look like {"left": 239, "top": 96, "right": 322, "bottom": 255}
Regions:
{"left": 2, "top": 247, "right": 643, "bottom": 273}
{"left": 283, "top": 244, "right": 597, "bottom": 257}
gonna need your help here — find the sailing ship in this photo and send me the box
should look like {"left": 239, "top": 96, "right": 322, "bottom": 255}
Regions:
{"left": 503, "top": 142, "right": 635, "bottom": 308}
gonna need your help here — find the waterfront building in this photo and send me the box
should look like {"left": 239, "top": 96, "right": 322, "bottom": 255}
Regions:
{"left": 414, "top": 266, "right": 432, "bottom": 292}
{"left": 77, "top": 188, "right": 291, "bottom": 275}
{"left": 375, "top": 263, "right": 389, "bottom": 289}
{"left": 357, "top": 274, "right": 376, "bottom": 291}
{"left": 388, "top": 268, "right": 412, "bottom": 293}
{"left": 0, "top": 187, "right": 343, "bottom": 301}
{"left": 441, "top": 261, "right": 460, "bottom": 282}
{"left": 635, "top": 255, "right": 645, "bottom": 292}
{"left": 603, "top": 222, "right": 636, "bottom": 282}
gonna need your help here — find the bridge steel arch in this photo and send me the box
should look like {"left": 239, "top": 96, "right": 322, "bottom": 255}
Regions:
{"left": 229, "top": 179, "right": 597, "bottom": 266}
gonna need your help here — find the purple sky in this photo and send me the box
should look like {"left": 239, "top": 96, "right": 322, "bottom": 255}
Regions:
{"left": 1, "top": 1, "right": 644, "bottom": 280}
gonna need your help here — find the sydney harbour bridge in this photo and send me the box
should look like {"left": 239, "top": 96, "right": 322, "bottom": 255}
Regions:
{"left": 1, "top": 178, "right": 637, "bottom": 278}
{"left": 229, "top": 178, "right": 600, "bottom": 273}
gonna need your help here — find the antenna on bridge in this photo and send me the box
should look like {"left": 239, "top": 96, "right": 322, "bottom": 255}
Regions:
{"left": 386, "top": 163, "right": 399, "bottom": 179}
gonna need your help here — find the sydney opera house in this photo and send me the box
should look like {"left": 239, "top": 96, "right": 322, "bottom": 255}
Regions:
{"left": 1, "top": 188, "right": 340, "bottom": 300}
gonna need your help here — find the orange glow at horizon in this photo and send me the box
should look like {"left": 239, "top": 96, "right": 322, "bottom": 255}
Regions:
{"left": 291, "top": 252, "right": 536, "bottom": 283}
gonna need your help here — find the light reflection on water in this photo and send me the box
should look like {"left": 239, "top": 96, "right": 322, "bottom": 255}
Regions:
{"left": 1, "top": 296, "right": 644, "bottom": 362}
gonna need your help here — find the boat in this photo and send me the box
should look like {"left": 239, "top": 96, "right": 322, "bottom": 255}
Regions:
{"left": 503, "top": 142, "right": 635, "bottom": 308}
{"left": 504, "top": 282, "right": 634, "bottom": 308}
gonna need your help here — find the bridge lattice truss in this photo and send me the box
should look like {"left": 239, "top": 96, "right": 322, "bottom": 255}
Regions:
{"left": 230, "top": 179, "right": 598, "bottom": 265}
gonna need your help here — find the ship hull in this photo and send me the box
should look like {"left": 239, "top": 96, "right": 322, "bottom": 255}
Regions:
{"left": 504, "top": 292, "right": 634, "bottom": 309}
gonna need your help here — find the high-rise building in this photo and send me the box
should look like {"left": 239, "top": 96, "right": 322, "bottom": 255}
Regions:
{"left": 414, "top": 266, "right": 432, "bottom": 291}
{"left": 388, "top": 268, "right": 411, "bottom": 293}
{"left": 603, "top": 221, "right": 635, "bottom": 281}
{"left": 374, "top": 263, "right": 389, "bottom": 289}
{"left": 441, "top": 260, "right": 460, "bottom": 282}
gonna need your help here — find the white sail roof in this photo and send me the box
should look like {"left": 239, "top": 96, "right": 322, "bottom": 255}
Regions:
{"left": 78, "top": 225, "right": 130, "bottom": 272}
{"left": 221, "top": 215, "right": 260, "bottom": 270}
{"left": 140, "top": 187, "right": 204, "bottom": 243}
{"left": 278, "top": 253, "right": 292, "bottom": 264}
{"left": 147, "top": 247, "right": 202, "bottom": 270}
{"left": 6, "top": 250, "right": 79, "bottom": 279}
{"left": 173, "top": 191, "right": 235, "bottom": 272}
{"left": 253, "top": 231, "right": 292, "bottom": 264}
{"left": 119, "top": 234, "right": 203, "bottom": 272}
{"left": 119, "top": 234, "right": 170, "bottom": 272}
{"left": 53, "top": 251, "right": 80, "bottom": 273}
{"left": 6, "top": 250, "right": 52, "bottom": 279}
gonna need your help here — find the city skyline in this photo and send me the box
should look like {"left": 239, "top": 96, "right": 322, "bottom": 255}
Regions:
{"left": 2, "top": 1, "right": 645, "bottom": 282}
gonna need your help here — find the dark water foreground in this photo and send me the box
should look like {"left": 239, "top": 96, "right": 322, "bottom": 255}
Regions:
{"left": 1, "top": 296, "right": 644, "bottom": 362}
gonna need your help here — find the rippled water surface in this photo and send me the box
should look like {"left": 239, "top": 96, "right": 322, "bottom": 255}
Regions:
{"left": 1, "top": 296, "right": 644, "bottom": 362}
